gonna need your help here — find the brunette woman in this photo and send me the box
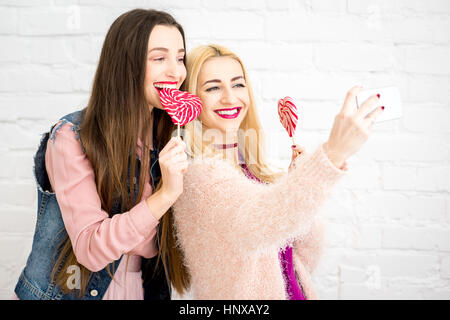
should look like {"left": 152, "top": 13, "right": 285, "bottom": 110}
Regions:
{"left": 14, "top": 9, "right": 188, "bottom": 300}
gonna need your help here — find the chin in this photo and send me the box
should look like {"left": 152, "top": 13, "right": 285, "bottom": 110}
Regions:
{"left": 145, "top": 95, "right": 163, "bottom": 110}
{"left": 222, "top": 125, "right": 240, "bottom": 134}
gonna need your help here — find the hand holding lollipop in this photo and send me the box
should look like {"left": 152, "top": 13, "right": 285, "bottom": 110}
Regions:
{"left": 159, "top": 88, "right": 203, "bottom": 136}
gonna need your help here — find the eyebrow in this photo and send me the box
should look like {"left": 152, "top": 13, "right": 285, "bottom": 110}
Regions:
{"left": 202, "top": 76, "right": 245, "bottom": 86}
{"left": 148, "top": 47, "right": 185, "bottom": 54}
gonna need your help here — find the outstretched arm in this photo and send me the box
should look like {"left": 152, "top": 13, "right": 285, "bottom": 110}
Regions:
{"left": 174, "top": 144, "right": 346, "bottom": 255}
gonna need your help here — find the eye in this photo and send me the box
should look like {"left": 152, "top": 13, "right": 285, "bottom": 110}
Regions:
{"left": 152, "top": 57, "right": 165, "bottom": 62}
{"left": 177, "top": 56, "right": 185, "bottom": 63}
{"left": 233, "top": 83, "right": 246, "bottom": 88}
{"left": 205, "top": 86, "right": 219, "bottom": 92}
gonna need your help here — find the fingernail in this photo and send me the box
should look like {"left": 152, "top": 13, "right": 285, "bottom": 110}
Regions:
{"left": 381, "top": 106, "right": 385, "bottom": 110}
{"left": 377, "top": 94, "right": 380, "bottom": 99}
{"left": 292, "top": 145, "right": 296, "bottom": 148}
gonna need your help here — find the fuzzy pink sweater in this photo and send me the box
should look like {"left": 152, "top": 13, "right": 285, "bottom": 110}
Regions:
{"left": 172, "top": 144, "right": 347, "bottom": 300}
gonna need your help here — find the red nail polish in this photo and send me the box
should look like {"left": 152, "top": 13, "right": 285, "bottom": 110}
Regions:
{"left": 381, "top": 106, "right": 385, "bottom": 110}
{"left": 292, "top": 145, "right": 296, "bottom": 148}
{"left": 377, "top": 94, "right": 380, "bottom": 98}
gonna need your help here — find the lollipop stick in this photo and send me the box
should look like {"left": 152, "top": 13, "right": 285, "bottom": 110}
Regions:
{"left": 177, "top": 124, "right": 180, "bottom": 137}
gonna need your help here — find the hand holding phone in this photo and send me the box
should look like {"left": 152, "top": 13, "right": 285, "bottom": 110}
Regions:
{"left": 356, "top": 86, "right": 402, "bottom": 123}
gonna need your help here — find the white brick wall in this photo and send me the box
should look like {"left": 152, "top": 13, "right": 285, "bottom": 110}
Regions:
{"left": 0, "top": 0, "right": 449, "bottom": 300}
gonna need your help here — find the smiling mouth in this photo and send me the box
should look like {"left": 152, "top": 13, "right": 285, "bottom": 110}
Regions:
{"left": 214, "top": 107, "right": 242, "bottom": 119}
{"left": 154, "top": 81, "right": 178, "bottom": 91}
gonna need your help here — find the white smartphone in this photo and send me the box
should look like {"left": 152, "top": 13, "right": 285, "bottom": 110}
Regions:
{"left": 356, "top": 86, "right": 402, "bottom": 123}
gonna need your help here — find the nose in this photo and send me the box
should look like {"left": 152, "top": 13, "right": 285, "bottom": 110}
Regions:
{"left": 165, "top": 56, "right": 180, "bottom": 80}
{"left": 220, "top": 86, "right": 239, "bottom": 105}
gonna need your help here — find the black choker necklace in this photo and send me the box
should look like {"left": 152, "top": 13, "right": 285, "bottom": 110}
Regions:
{"left": 213, "top": 143, "right": 238, "bottom": 150}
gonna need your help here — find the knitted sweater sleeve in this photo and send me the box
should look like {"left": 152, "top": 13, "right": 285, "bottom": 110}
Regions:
{"left": 173, "top": 143, "right": 347, "bottom": 254}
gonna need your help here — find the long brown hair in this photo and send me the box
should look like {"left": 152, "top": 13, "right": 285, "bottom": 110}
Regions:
{"left": 50, "top": 9, "right": 185, "bottom": 297}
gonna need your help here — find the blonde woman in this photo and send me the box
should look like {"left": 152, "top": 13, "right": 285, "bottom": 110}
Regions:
{"left": 159, "top": 45, "right": 384, "bottom": 299}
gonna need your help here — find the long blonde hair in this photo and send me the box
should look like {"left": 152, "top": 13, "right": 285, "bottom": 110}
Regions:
{"left": 160, "top": 44, "right": 282, "bottom": 295}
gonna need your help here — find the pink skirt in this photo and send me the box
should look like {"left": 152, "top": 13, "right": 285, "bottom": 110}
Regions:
{"left": 102, "top": 254, "right": 144, "bottom": 300}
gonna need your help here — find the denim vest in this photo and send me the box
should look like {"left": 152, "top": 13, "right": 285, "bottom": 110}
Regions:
{"left": 14, "top": 109, "right": 169, "bottom": 300}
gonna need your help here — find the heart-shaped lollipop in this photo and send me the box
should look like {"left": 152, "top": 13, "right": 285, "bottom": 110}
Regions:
{"left": 278, "top": 96, "right": 298, "bottom": 141}
{"left": 159, "top": 88, "right": 203, "bottom": 135}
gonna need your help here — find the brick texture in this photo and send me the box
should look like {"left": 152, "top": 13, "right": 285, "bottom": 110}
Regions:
{"left": 1, "top": 0, "right": 449, "bottom": 300}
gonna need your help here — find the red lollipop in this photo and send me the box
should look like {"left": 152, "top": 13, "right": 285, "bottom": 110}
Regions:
{"left": 278, "top": 96, "right": 298, "bottom": 143}
{"left": 159, "top": 88, "right": 203, "bottom": 136}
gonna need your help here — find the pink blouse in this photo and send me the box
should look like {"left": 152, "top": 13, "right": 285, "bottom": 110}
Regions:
{"left": 15, "top": 122, "right": 160, "bottom": 300}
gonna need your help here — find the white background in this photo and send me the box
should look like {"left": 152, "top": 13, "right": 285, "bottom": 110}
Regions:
{"left": 1, "top": 0, "right": 449, "bottom": 299}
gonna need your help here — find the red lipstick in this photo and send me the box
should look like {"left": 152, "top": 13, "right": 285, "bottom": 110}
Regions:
{"left": 214, "top": 107, "right": 242, "bottom": 119}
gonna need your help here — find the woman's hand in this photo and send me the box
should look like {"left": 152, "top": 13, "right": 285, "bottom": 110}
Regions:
{"left": 158, "top": 136, "right": 188, "bottom": 201}
{"left": 323, "top": 85, "right": 384, "bottom": 169}
{"left": 146, "top": 136, "right": 188, "bottom": 220}
{"left": 289, "top": 144, "right": 305, "bottom": 171}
